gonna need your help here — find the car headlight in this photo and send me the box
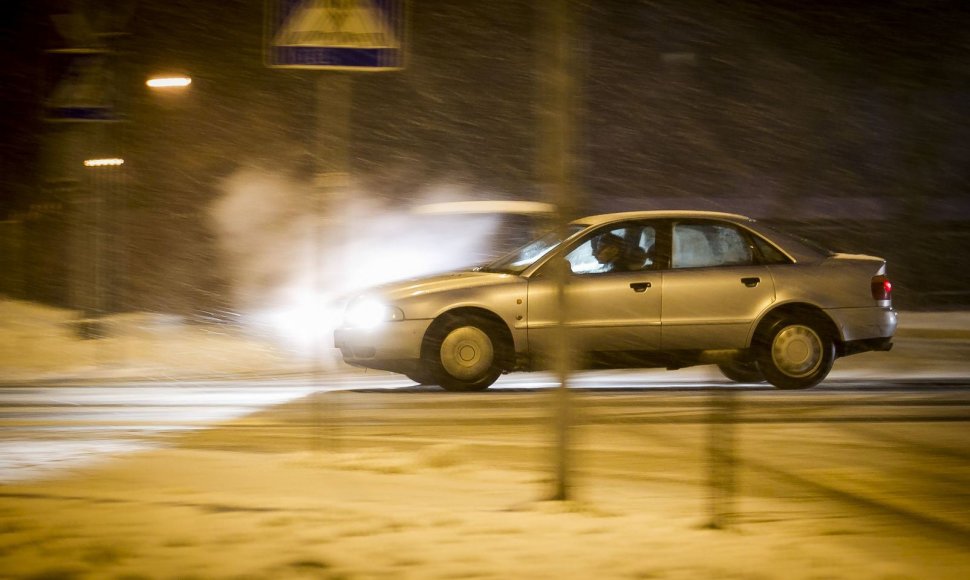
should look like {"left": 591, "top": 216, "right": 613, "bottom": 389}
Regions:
{"left": 342, "top": 297, "right": 405, "bottom": 329}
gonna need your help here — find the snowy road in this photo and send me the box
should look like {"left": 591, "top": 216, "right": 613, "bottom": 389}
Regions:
{"left": 180, "top": 380, "right": 970, "bottom": 541}
{"left": 3, "top": 377, "right": 968, "bottom": 579}
{"left": 1, "top": 373, "right": 968, "bottom": 486}
{"left": 0, "top": 381, "right": 321, "bottom": 482}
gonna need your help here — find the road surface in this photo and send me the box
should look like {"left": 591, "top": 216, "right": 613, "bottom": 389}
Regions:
{"left": 1, "top": 370, "right": 969, "bottom": 557}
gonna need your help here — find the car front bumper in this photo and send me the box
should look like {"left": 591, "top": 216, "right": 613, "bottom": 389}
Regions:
{"left": 333, "top": 319, "right": 433, "bottom": 372}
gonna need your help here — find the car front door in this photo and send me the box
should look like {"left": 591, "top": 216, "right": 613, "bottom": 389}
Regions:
{"left": 661, "top": 220, "right": 776, "bottom": 350}
{"left": 527, "top": 222, "right": 662, "bottom": 357}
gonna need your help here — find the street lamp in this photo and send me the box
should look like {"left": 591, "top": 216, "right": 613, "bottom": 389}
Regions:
{"left": 145, "top": 74, "right": 193, "bottom": 113}
{"left": 146, "top": 75, "right": 192, "bottom": 89}
{"left": 84, "top": 158, "right": 125, "bottom": 167}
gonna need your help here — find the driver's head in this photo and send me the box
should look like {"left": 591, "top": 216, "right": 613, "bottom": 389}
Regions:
{"left": 593, "top": 233, "right": 623, "bottom": 264}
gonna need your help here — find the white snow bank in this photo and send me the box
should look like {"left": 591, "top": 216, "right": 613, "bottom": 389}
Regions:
{"left": 0, "top": 298, "right": 321, "bottom": 381}
{"left": 2, "top": 297, "right": 969, "bottom": 383}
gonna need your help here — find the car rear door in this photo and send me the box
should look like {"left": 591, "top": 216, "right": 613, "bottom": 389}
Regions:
{"left": 661, "top": 220, "right": 775, "bottom": 350}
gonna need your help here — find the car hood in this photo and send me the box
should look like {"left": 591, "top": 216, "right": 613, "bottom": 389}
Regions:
{"left": 370, "top": 270, "right": 522, "bottom": 302}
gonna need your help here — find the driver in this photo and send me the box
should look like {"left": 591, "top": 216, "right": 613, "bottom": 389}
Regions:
{"left": 592, "top": 233, "right": 647, "bottom": 272}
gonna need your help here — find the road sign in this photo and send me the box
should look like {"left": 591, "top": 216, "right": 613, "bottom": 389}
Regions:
{"left": 45, "top": 52, "right": 120, "bottom": 122}
{"left": 266, "top": 0, "right": 406, "bottom": 70}
{"left": 45, "top": 12, "right": 120, "bottom": 122}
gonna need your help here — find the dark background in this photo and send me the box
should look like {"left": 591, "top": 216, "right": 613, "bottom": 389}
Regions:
{"left": 2, "top": 0, "right": 969, "bottom": 312}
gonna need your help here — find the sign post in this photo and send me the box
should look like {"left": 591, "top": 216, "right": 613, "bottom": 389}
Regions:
{"left": 46, "top": 9, "right": 130, "bottom": 340}
{"left": 266, "top": 0, "right": 407, "bottom": 451}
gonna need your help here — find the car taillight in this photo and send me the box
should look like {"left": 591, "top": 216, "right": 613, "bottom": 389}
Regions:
{"left": 871, "top": 275, "right": 892, "bottom": 301}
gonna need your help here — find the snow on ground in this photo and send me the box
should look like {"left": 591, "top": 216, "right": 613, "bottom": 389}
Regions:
{"left": 1, "top": 298, "right": 969, "bottom": 579}
{"left": 2, "top": 297, "right": 970, "bottom": 383}
{"left": 0, "top": 298, "right": 325, "bottom": 381}
{"left": 3, "top": 442, "right": 968, "bottom": 580}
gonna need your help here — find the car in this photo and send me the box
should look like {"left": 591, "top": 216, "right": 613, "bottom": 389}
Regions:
{"left": 410, "top": 200, "right": 556, "bottom": 263}
{"left": 334, "top": 210, "right": 897, "bottom": 391}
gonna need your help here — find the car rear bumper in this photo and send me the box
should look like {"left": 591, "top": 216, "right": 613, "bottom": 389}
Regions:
{"left": 825, "top": 306, "right": 897, "bottom": 346}
{"left": 333, "top": 319, "right": 433, "bottom": 369}
{"left": 842, "top": 336, "right": 894, "bottom": 356}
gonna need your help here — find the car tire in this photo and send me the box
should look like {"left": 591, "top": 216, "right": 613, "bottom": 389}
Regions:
{"left": 755, "top": 316, "right": 835, "bottom": 390}
{"left": 717, "top": 360, "right": 766, "bottom": 384}
{"left": 425, "top": 316, "right": 504, "bottom": 392}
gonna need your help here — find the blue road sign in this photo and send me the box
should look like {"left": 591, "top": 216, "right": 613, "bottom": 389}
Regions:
{"left": 266, "top": 0, "right": 406, "bottom": 71}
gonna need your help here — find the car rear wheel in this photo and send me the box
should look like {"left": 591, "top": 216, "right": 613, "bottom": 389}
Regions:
{"left": 425, "top": 316, "right": 504, "bottom": 392}
{"left": 717, "top": 360, "right": 765, "bottom": 384}
{"left": 756, "top": 316, "right": 835, "bottom": 390}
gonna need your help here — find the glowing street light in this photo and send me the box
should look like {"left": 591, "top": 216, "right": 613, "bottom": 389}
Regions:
{"left": 146, "top": 75, "right": 192, "bottom": 89}
{"left": 83, "top": 158, "right": 125, "bottom": 167}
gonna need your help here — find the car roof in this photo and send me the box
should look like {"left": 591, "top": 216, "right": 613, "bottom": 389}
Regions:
{"left": 568, "top": 209, "right": 831, "bottom": 263}
{"left": 572, "top": 210, "right": 753, "bottom": 226}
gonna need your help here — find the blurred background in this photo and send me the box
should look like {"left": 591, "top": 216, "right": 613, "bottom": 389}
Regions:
{"left": 1, "top": 0, "right": 968, "bottom": 323}
{"left": 1, "top": 5, "right": 969, "bottom": 578}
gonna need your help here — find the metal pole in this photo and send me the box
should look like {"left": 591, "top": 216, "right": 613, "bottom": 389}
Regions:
{"left": 93, "top": 130, "right": 105, "bottom": 332}
{"left": 552, "top": 272, "right": 572, "bottom": 501}
{"left": 707, "top": 387, "right": 738, "bottom": 529}
{"left": 539, "top": 0, "right": 580, "bottom": 501}
{"left": 312, "top": 73, "right": 352, "bottom": 452}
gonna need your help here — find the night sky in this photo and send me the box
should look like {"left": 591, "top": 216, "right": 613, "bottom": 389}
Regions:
{"left": 1, "top": 1, "right": 967, "bottom": 216}
{"left": 1, "top": 1, "right": 48, "bottom": 215}
{"left": 1, "top": 0, "right": 968, "bottom": 308}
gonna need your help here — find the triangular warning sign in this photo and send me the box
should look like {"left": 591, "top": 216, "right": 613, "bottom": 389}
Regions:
{"left": 274, "top": 0, "right": 399, "bottom": 49}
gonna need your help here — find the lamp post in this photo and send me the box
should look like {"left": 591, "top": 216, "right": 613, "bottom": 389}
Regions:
{"left": 77, "top": 157, "right": 124, "bottom": 338}
{"left": 69, "top": 73, "right": 191, "bottom": 340}
{"left": 71, "top": 72, "right": 189, "bottom": 341}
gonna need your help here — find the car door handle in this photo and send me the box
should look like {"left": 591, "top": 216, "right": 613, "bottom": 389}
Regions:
{"left": 741, "top": 277, "right": 761, "bottom": 288}
{"left": 630, "top": 282, "right": 652, "bottom": 293}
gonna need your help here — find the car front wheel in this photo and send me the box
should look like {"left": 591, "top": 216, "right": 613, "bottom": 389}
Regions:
{"left": 424, "top": 316, "right": 504, "bottom": 392}
{"left": 755, "top": 317, "right": 835, "bottom": 390}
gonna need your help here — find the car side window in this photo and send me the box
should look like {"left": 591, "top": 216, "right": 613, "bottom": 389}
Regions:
{"left": 672, "top": 223, "right": 753, "bottom": 268}
{"left": 751, "top": 233, "right": 792, "bottom": 265}
{"left": 566, "top": 224, "right": 656, "bottom": 275}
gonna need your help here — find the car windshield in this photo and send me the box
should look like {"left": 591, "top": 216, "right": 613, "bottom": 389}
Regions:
{"left": 479, "top": 224, "right": 587, "bottom": 274}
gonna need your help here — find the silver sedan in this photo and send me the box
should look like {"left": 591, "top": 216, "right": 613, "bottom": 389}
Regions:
{"left": 334, "top": 211, "right": 897, "bottom": 391}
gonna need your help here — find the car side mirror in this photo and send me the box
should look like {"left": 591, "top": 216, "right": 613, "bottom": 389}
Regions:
{"left": 539, "top": 257, "right": 573, "bottom": 280}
